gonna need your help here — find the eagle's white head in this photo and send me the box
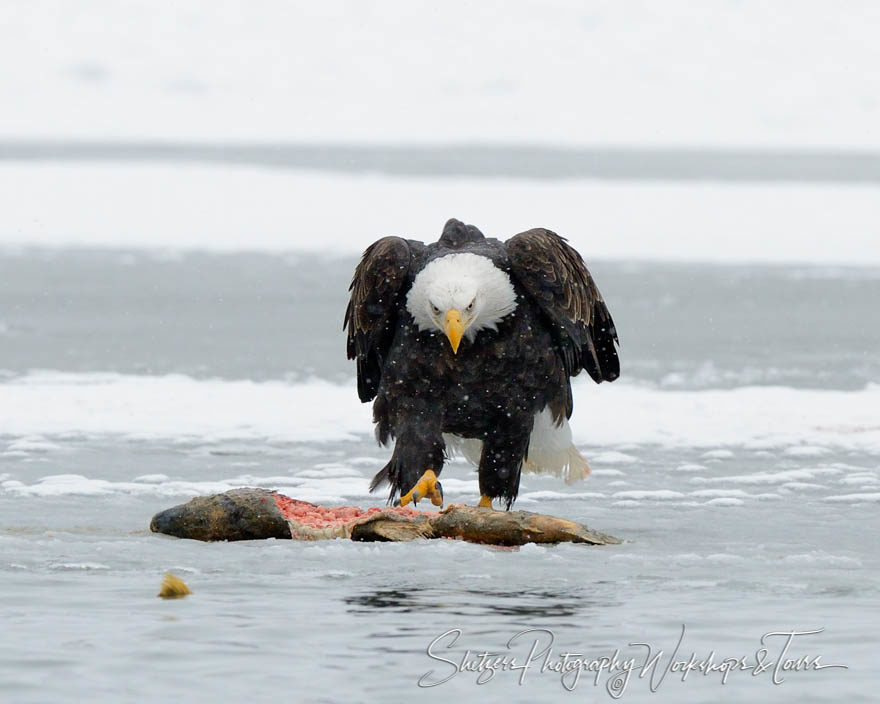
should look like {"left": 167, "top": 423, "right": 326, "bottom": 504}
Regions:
{"left": 406, "top": 253, "right": 518, "bottom": 353}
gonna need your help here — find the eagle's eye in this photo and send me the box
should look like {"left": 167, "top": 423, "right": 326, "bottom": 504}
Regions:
{"left": 466, "top": 299, "right": 475, "bottom": 312}
{"left": 431, "top": 304, "right": 441, "bottom": 315}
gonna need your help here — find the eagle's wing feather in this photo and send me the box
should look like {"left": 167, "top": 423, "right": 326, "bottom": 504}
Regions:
{"left": 506, "top": 228, "right": 620, "bottom": 384}
{"left": 344, "top": 236, "right": 416, "bottom": 402}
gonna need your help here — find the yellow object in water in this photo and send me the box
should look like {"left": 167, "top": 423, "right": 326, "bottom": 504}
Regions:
{"left": 158, "top": 572, "right": 192, "bottom": 599}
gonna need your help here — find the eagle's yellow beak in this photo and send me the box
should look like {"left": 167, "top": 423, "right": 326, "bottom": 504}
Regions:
{"left": 444, "top": 309, "right": 464, "bottom": 354}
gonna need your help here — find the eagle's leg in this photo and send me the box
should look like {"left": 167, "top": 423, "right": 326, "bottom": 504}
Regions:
{"left": 398, "top": 469, "right": 444, "bottom": 507}
{"left": 477, "top": 421, "right": 532, "bottom": 510}
{"left": 376, "top": 419, "right": 446, "bottom": 507}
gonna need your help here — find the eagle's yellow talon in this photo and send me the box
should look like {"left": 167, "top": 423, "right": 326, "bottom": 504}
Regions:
{"left": 478, "top": 495, "right": 493, "bottom": 509}
{"left": 399, "top": 469, "right": 443, "bottom": 507}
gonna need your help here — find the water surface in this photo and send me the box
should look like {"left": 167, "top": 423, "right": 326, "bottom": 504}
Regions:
{"left": 1, "top": 249, "right": 877, "bottom": 703}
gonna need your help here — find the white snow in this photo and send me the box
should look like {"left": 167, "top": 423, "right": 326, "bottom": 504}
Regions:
{"left": 0, "top": 371, "right": 371, "bottom": 443}
{"left": 3, "top": 163, "right": 880, "bottom": 264}
{"left": 703, "top": 498, "right": 744, "bottom": 507}
{"left": 2, "top": 372, "right": 880, "bottom": 455}
{"left": 4, "top": 436, "right": 62, "bottom": 453}
{"left": 823, "top": 493, "right": 880, "bottom": 504}
{"left": 590, "top": 451, "right": 637, "bottom": 465}
{"left": 3, "top": 470, "right": 376, "bottom": 502}
{"left": 48, "top": 562, "right": 111, "bottom": 571}
{"left": 2, "top": 1, "right": 879, "bottom": 148}
{"left": 674, "top": 463, "right": 708, "bottom": 473}
{"left": 837, "top": 473, "right": 879, "bottom": 485}
{"left": 690, "top": 467, "right": 844, "bottom": 485}
{"left": 781, "top": 552, "right": 863, "bottom": 567}
{"left": 132, "top": 474, "right": 170, "bottom": 484}
{"left": 689, "top": 489, "right": 755, "bottom": 499}
{"left": 590, "top": 469, "right": 626, "bottom": 477}
{"left": 518, "top": 491, "right": 607, "bottom": 502}
{"left": 781, "top": 482, "right": 827, "bottom": 491}
{"left": 611, "top": 490, "right": 685, "bottom": 501}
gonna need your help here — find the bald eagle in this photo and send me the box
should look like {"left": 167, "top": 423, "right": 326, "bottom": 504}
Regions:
{"left": 344, "top": 219, "right": 619, "bottom": 510}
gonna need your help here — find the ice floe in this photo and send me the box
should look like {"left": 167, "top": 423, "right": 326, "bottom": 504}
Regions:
{"left": 5, "top": 165, "right": 880, "bottom": 266}
{"left": 1, "top": 372, "right": 879, "bottom": 456}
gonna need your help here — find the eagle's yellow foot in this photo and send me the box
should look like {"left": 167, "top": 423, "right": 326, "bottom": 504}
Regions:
{"left": 398, "top": 469, "right": 444, "bottom": 507}
{"left": 478, "top": 495, "right": 494, "bottom": 509}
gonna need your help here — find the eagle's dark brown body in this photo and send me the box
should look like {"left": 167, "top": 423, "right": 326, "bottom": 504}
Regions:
{"left": 344, "top": 219, "right": 619, "bottom": 508}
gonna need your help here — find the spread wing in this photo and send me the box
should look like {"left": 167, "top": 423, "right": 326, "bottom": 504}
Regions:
{"left": 506, "top": 228, "right": 620, "bottom": 383}
{"left": 344, "top": 236, "right": 417, "bottom": 402}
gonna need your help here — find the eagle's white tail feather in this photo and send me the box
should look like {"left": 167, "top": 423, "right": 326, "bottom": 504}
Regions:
{"left": 522, "top": 444, "right": 591, "bottom": 483}
{"left": 442, "top": 434, "right": 483, "bottom": 467}
{"left": 443, "top": 409, "right": 590, "bottom": 484}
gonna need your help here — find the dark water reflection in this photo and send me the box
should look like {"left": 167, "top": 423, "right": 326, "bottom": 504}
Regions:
{"left": 345, "top": 586, "right": 619, "bottom": 621}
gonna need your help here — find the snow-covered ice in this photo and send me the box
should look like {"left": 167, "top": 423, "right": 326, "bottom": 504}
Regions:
{"left": 2, "top": 371, "right": 879, "bottom": 454}
{"left": 2, "top": 1, "right": 879, "bottom": 149}
{"left": 3, "top": 163, "right": 880, "bottom": 264}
